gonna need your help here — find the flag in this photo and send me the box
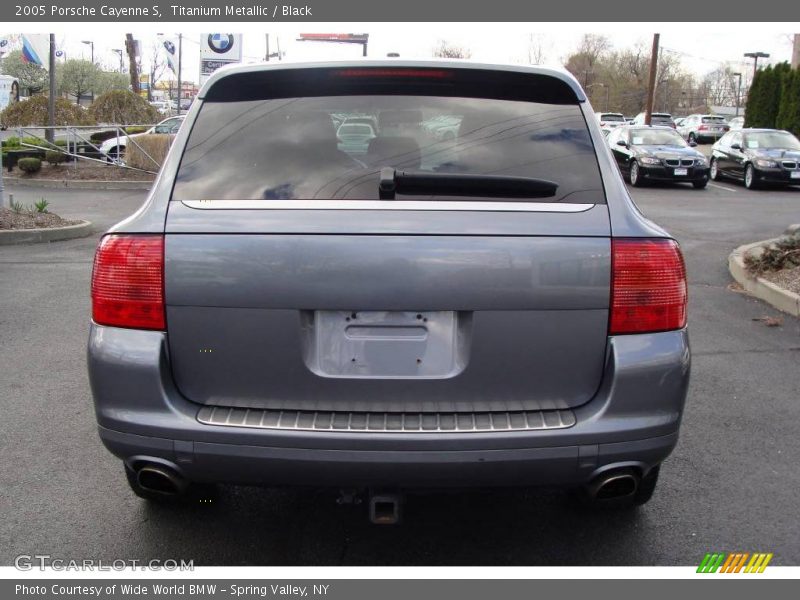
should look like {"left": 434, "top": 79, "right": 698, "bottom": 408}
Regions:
{"left": 21, "top": 34, "right": 50, "bottom": 70}
{"left": 159, "top": 34, "right": 178, "bottom": 76}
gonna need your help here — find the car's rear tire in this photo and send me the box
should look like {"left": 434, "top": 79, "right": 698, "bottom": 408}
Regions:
{"left": 106, "top": 146, "right": 125, "bottom": 163}
{"left": 629, "top": 161, "right": 644, "bottom": 187}
{"left": 744, "top": 164, "right": 760, "bottom": 189}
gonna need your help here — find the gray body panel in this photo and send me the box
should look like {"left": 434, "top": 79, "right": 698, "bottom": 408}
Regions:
{"left": 164, "top": 232, "right": 611, "bottom": 411}
{"left": 88, "top": 60, "right": 690, "bottom": 489}
{"left": 89, "top": 325, "right": 689, "bottom": 487}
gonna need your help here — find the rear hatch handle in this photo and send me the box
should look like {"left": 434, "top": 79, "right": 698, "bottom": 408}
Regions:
{"left": 378, "top": 167, "right": 559, "bottom": 200}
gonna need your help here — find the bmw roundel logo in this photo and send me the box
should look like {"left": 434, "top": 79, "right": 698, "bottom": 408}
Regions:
{"left": 207, "top": 34, "right": 234, "bottom": 54}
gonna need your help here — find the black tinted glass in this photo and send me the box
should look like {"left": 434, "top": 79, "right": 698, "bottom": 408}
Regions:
{"left": 173, "top": 95, "right": 604, "bottom": 202}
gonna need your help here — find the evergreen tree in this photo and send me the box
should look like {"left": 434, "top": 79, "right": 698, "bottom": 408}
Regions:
{"left": 776, "top": 67, "right": 800, "bottom": 135}
{"left": 745, "top": 67, "right": 765, "bottom": 127}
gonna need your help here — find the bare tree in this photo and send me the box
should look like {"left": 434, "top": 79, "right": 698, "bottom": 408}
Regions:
{"left": 146, "top": 41, "right": 168, "bottom": 102}
{"left": 564, "top": 34, "right": 611, "bottom": 86}
{"left": 699, "top": 66, "right": 739, "bottom": 107}
{"left": 433, "top": 40, "right": 472, "bottom": 59}
{"left": 526, "top": 34, "right": 548, "bottom": 65}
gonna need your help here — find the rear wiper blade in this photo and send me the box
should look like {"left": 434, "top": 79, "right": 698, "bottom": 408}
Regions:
{"left": 378, "top": 167, "right": 558, "bottom": 200}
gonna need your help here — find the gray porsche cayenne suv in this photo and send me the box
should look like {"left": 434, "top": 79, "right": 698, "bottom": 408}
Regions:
{"left": 88, "top": 61, "right": 690, "bottom": 516}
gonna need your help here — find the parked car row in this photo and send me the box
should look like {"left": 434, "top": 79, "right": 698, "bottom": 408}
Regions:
{"left": 604, "top": 121, "right": 800, "bottom": 191}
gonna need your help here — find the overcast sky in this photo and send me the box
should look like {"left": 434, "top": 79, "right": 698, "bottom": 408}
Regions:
{"left": 8, "top": 23, "right": 798, "bottom": 87}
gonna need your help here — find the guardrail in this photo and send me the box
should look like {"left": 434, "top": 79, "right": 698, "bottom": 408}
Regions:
{"left": 11, "top": 124, "right": 164, "bottom": 174}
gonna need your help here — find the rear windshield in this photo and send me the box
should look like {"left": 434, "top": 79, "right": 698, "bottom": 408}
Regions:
{"left": 172, "top": 72, "right": 604, "bottom": 203}
{"left": 600, "top": 114, "right": 625, "bottom": 121}
{"left": 338, "top": 124, "right": 375, "bottom": 136}
{"left": 702, "top": 116, "right": 726, "bottom": 124}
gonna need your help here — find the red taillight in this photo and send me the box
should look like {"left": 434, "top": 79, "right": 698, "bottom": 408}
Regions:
{"left": 698, "top": 125, "right": 708, "bottom": 131}
{"left": 91, "top": 234, "right": 165, "bottom": 330}
{"left": 610, "top": 239, "right": 687, "bottom": 335}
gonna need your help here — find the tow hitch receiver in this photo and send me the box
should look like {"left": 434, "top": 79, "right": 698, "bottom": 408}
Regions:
{"left": 369, "top": 490, "right": 403, "bottom": 525}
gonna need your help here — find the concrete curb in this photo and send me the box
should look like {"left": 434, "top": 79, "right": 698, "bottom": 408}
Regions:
{"left": 728, "top": 226, "right": 800, "bottom": 318}
{"left": 0, "top": 220, "right": 94, "bottom": 246}
{"left": 3, "top": 177, "right": 153, "bottom": 190}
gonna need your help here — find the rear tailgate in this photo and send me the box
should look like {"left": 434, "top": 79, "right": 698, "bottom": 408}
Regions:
{"left": 163, "top": 65, "right": 611, "bottom": 413}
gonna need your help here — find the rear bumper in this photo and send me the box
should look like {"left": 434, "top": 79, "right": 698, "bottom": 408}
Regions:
{"left": 88, "top": 325, "right": 690, "bottom": 488}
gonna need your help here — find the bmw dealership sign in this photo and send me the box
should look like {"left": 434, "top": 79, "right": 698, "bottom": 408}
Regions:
{"left": 200, "top": 33, "right": 242, "bottom": 84}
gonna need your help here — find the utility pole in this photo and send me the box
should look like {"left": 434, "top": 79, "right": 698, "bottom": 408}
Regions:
{"left": 644, "top": 33, "right": 660, "bottom": 126}
{"left": 125, "top": 34, "right": 140, "bottom": 94}
{"left": 47, "top": 34, "right": 56, "bottom": 144}
{"left": 176, "top": 33, "right": 182, "bottom": 115}
{"left": 792, "top": 34, "right": 799, "bottom": 69}
{"left": 265, "top": 34, "right": 270, "bottom": 61}
{"left": 733, "top": 72, "right": 743, "bottom": 117}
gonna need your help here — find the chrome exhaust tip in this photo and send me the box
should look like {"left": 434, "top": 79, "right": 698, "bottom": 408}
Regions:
{"left": 136, "top": 465, "right": 188, "bottom": 496}
{"left": 588, "top": 470, "right": 639, "bottom": 500}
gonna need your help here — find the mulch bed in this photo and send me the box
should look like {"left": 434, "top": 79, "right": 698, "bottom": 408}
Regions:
{"left": 761, "top": 265, "right": 800, "bottom": 295}
{"left": 0, "top": 207, "right": 82, "bottom": 230}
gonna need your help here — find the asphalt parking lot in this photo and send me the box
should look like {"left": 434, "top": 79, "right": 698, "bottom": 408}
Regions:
{"left": 1, "top": 179, "right": 799, "bottom": 566}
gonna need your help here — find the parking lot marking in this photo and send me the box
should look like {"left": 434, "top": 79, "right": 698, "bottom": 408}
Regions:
{"left": 709, "top": 183, "right": 739, "bottom": 193}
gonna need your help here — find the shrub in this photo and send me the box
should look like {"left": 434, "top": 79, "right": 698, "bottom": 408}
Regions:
{"left": 10, "top": 197, "right": 25, "bottom": 213}
{"left": 34, "top": 198, "right": 50, "bottom": 213}
{"left": 124, "top": 134, "right": 173, "bottom": 171}
{"left": 89, "top": 90, "right": 160, "bottom": 125}
{"left": 45, "top": 150, "right": 67, "bottom": 165}
{"left": 2, "top": 136, "right": 20, "bottom": 148}
{"left": 744, "top": 233, "right": 800, "bottom": 275}
{"left": 17, "top": 157, "right": 42, "bottom": 174}
{"left": 0, "top": 96, "right": 95, "bottom": 127}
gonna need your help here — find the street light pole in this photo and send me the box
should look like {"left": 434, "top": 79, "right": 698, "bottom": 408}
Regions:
{"left": 112, "top": 49, "right": 124, "bottom": 73}
{"left": 82, "top": 40, "right": 94, "bottom": 102}
{"left": 744, "top": 51, "right": 770, "bottom": 83}
{"left": 733, "top": 72, "right": 743, "bottom": 117}
{"left": 176, "top": 33, "right": 182, "bottom": 115}
{"left": 47, "top": 34, "right": 55, "bottom": 144}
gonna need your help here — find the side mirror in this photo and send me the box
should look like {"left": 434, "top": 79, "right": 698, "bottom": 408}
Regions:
{"left": 730, "top": 143, "right": 742, "bottom": 150}
{"left": 688, "top": 141, "right": 698, "bottom": 147}
{"left": 616, "top": 140, "right": 628, "bottom": 148}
